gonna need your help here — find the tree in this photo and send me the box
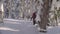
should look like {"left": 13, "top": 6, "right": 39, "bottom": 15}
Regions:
{"left": 0, "top": 1, "right": 4, "bottom": 23}
{"left": 53, "top": 7, "right": 60, "bottom": 26}
{"left": 39, "top": 0, "right": 53, "bottom": 32}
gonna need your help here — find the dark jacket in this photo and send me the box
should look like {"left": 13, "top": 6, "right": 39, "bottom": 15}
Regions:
{"left": 32, "top": 12, "right": 36, "bottom": 19}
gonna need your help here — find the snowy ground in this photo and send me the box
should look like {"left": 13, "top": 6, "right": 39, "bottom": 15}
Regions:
{"left": 0, "top": 18, "right": 60, "bottom": 34}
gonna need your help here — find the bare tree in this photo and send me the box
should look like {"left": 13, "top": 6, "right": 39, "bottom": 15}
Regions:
{"left": 39, "top": 0, "right": 53, "bottom": 32}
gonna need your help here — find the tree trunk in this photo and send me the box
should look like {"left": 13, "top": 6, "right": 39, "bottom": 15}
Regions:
{"left": 0, "top": 2, "right": 4, "bottom": 23}
{"left": 39, "top": 0, "right": 52, "bottom": 30}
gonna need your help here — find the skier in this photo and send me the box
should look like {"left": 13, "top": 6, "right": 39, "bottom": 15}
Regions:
{"left": 31, "top": 11, "right": 37, "bottom": 25}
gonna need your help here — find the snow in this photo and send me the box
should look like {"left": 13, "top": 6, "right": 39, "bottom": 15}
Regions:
{"left": 0, "top": 27, "right": 20, "bottom": 31}
{"left": 3, "top": 18, "right": 32, "bottom": 23}
{"left": 0, "top": 19, "right": 60, "bottom": 34}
